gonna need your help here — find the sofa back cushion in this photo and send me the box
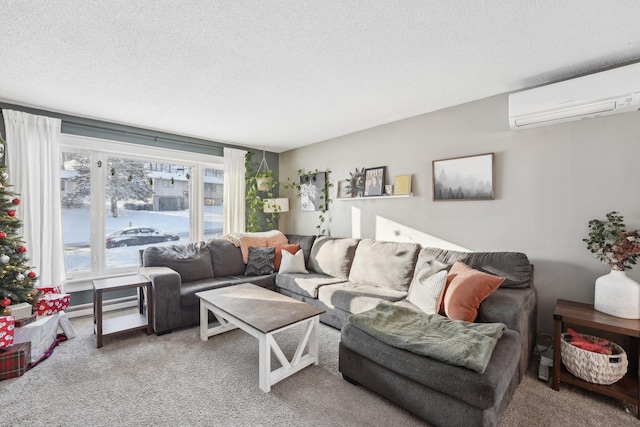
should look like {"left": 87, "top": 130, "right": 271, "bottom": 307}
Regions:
{"left": 348, "top": 239, "right": 420, "bottom": 291}
{"left": 308, "top": 236, "right": 359, "bottom": 279}
{"left": 285, "top": 234, "right": 316, "bottom": 266}
{"left": 143, "top": 242, "right": 213, "bottom": 283}
{"left": 417, "top": 248, "right": 532, "bottom": 288}
{"left": 207, "top": 239, "right": 246, "bottom": 277}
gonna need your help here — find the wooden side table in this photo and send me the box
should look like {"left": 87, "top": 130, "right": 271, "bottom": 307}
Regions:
{"left": 92, "top": 274, "right": 153, "bottom": 348}
{"left": 553, "top": 299, "right": 640, "bottom": 418}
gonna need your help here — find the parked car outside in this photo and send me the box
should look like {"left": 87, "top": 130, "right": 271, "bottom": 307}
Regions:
{"left": 105, "top": 227, "right": 180, "bottom": 248}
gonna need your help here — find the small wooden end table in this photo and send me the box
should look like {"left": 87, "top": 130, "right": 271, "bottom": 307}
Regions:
{"left": 553, "top": 299, "right": 640, "bottom": 418}
{"left": 92, "top": 274, "right": 153, "bottom": 348}
{"left": 196, "top": 283, "right": 325, "bottom": 392}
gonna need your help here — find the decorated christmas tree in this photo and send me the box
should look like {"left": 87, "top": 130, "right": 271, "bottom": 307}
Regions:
{"left": 0, "top": 135, "right": 40, "bottom": 316}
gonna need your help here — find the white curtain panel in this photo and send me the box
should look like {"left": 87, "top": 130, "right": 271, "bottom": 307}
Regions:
{"left": 3, "top": 110, "right": 65, "bottom": 291}
{"left": 223, "top": 147, "right": 247, "bottom": 234}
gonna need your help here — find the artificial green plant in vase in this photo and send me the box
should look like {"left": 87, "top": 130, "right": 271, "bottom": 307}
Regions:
{"left": 583, "top": 211, "right": 640, "bottom": 319}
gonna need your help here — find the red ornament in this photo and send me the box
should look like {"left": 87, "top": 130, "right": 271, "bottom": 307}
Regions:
{"left": 27, "top": 271, "right": 36, "bottom": 279}
{"left": 7, "top": 210, "right": 15, "bottom": 217}
{"left": 0, "top": 298, "right": 10, "bottom": 307}
{"left": 15, "top": 245, "right": 26, "bottom": 253}
{"left": 12, "top": 198, "right": 20, "bottom": 205}
{"left": 0, "top": 232, "right": 6, "bottom": 239}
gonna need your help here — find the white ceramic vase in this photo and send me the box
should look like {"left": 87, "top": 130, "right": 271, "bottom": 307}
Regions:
{"left": 594, "top": 269, "right": 640, "bottom": 319}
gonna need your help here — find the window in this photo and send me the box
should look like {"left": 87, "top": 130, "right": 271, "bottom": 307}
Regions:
{"left": 204, "top": 167, "right": 224, "bottom": 241}
{"left": 60, "top": 134, "right": 224, "bottom": 283}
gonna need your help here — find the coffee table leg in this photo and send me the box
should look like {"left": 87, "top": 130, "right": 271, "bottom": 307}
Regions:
{"left": 259, "top": 334, "right": 271, "bottom": 392}
{"left": 200, "top": 300, "right": 208, "bottom": 341}
{"left": 310, "top": 316, "right": 320, "bottom": 365}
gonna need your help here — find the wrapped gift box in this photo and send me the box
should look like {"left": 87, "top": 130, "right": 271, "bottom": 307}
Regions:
{"left": 0, "top": 341, "right": 31, "bottom": 380}
{"left": 36, "top": 294, "right": 70, "bottom": 316}
{"left": 58, "top": 311, "right": 76, "bottom": 340}
{"left": 0, "top": 316, "right": 14, "bottom": 349}
{"left": 14, "top": 313, "right": 59, "bottom": 364}
{"left": 7, "top": 302, "right": 32, "bottom": 320}
{"left": 37, "top": 286, "right": 62, "bottom": 295}
{"left": 15, "top": 314, "right": 36, "bottom": 327}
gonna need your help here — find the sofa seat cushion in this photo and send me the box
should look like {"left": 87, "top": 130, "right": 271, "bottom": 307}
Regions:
{"left": 340, "top": 322, "right": 521, "bottom": 410}
{"left": 143, "top": 242, "right": 213, "bottom": 283}
{"left": 179, "top": 275, "right": 276, "bottom": 306}
{"left": 308, "top": 236, "right": 359, "bottom": 279}
{"left": 207, "top": 239, "right": 246, "bottom": 277}
{"left": 232, "top": 275, "right": 277, "bottom": 291}
{"left": 318, "top": 282, "right": 407, "bottom": 314}
{"left": 180, "top": 278, "right": 242, "bottom": 306}
{"left": 348, "top": 239, "right": 420, "bottom": 292}
{"left": 276, "top": 273, "right": 347, "bottom": 298}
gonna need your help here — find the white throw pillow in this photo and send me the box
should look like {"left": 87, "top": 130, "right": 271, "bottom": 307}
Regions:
{"left": 279, "top": 249, "right": 309, "bottom": 274}
{"left": 406, "top": 269, "right": 448, "bottom": 314}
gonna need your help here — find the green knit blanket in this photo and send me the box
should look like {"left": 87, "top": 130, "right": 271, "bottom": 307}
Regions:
{"left": 349, "top": 302, "right": 506, "bottom": 373}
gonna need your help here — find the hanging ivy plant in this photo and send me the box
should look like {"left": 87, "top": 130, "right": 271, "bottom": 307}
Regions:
{"left": 245, "top": 152, "right": 279, "bottom": 232}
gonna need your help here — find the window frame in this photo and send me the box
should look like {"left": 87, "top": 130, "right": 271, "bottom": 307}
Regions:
{"left": 60, "top": 133, "right": 224, "bottom": 292}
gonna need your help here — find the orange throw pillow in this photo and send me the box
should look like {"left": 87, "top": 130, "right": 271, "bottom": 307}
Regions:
{"left": 274, "top": 243, "right": 300, "bottom": 271}
{"left": 443, "top": 261, "right": 505, "bottom": 322}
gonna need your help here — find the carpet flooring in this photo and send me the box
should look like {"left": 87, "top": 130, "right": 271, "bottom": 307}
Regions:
{"left": 1, "top": 311, "right": 639, "bottom": 426}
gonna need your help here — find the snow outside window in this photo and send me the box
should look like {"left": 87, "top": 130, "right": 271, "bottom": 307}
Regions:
{"left": 60, "top": 135, "right": 223, "bottom": 281}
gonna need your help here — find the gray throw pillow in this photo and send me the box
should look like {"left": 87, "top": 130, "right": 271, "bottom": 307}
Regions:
{"left": 245, "top": 246, "right": 275, "bottom": 276}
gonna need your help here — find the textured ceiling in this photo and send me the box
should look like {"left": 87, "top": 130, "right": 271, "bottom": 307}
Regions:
{"left": 2, "top": 1, "right": 640, "bottom": 153}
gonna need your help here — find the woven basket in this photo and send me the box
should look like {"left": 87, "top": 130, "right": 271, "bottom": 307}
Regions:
{"left": 560, "top": 333, "right": 628, "bottom": 385}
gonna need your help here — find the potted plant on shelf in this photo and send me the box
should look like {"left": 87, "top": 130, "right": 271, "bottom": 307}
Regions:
{"left": 583, "top": 211, "right": 640, "bottom": 319}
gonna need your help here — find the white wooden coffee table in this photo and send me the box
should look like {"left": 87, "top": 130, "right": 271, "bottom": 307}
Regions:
{"left": 196, "top": 283, "right": 325, "bottom": 392}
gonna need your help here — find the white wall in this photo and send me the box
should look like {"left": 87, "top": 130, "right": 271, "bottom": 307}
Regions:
{"left": 279, "top": 93, "right": 640, "bottom": 335}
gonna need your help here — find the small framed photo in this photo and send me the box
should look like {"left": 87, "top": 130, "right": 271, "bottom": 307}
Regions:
{"left": 364, "top": 166, "right": 386, "bottom": 196}
{"left": 393, "top": 175, "right": 412, "bottom": 195}
{"left": 432, "top": 153, "right": 494, "bottom": 201}
{"left": 337, "top": 180, "right": 351, "bottom": 199}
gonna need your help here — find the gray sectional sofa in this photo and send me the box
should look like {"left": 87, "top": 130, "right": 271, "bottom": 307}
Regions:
{"left": 139, "top": 239, "right": 277, "bottom": 334}
{"left": 140, "top": 234, "right": 536, "bottom": 427}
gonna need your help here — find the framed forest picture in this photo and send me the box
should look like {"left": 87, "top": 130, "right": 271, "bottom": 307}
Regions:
{"left": 432, "top": 153, "right": 494, "bottom": 200}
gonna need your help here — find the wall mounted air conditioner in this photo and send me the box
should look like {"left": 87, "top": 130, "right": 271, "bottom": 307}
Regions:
{"left": 509, "top": 62, "right": 640, "bottom": 130}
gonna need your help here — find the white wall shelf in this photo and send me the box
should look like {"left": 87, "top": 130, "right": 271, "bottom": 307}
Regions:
{"left": 335, "top": 194, "right": 413, "bottom": 201}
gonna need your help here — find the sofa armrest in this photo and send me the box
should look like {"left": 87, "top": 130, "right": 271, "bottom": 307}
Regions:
{"left": 139, "top": 266, "right": 183, "bottom": 334}
{"left": 477, "top": 287, "right": 536, "bottom": 379}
